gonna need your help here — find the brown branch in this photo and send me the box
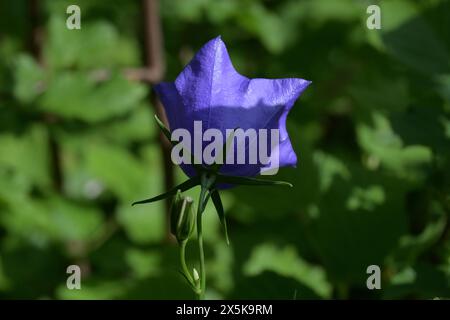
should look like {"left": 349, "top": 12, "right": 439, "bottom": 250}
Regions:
{"left": 29, "top": 0, "right": 63, "bottom": 193}
{"left": 141, "top": 0, "right": 174, "bottom": 238}
{"left": 142, "top": 0, "right": 166, "bottom": 82}
{"left": 28, "top": 0, "right": 42, "bottom": 61}
{"left": 89, "top": 67, "right": 164, "bottom": 83}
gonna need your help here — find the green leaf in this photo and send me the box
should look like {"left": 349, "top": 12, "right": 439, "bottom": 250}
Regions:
{"left": 391, "top": 206, "right": 447, "bottom": 267}
{"left": 239, "top": 3, "right": 289, "bottom": 54}
{"left": 303, "top": 164, "right": 409, "bottom": 285}
{"left": 243, "top": 243, "right": 332, "bottom": 298}
{"left": 102, "top": 105, "right": 156, "bottom": 144}
{"left": 370, "top": 0, "right": 450, "bottom": 75}
{"left": 357, "top": 112, "right": 433, "bottom": 180}
{"left": 117, "top": 202, "right": 165, "bottom": 244}
{"left": 79, "top": 142, "right": 150, "bottom": 201}
{"left": 349, "top": 75, "right": 410, "bottom": 114}
{"left": 41, "top": 72, "right": 147, "bottom": 122}
{"left": 132, "top": 176, "right": 200, "bottom": 206}
{"left": 313, "top": 151, "right": 350, "bottom": 193}
{"left": 125, "top": 248, "right": 161, "bottom": 279}
{"left": 0, "top": 125, "right": 51, "bottom": 191}
{"left": 13, "top": 54, "right": 45, "bottom": 103}
{"left": 45, "top": 16, "right": 139, "bottom": 69}
{"left": 1, "top": 196, "right": 103, "bottom": 244}
{"left": 49, "top": 197, "right": 104, "bottom": 242}
{"left": 346, "top": 185, "right": 386, "bottom": 211}
{"left": 211, "top": 190, "right": 230, "bottom": 245}
{"left": 384, "top": 263, "right": 450, "bottom": 299}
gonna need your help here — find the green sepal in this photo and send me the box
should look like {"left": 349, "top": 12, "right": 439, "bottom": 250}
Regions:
{"left": 154, "top": 114, "right": 203, "bottom": 172}
{"left": 201, "top": 191, "right": 211, "bottom": 212}
{"left": 211, "top": 190, "right": 230, "bottom": 245}
{"left": 154, "top": 114, "right": 172, "bottom": 144}
{"left": 216, "top": 174, "right": 293, "bottom": 187}
{"left": 132, "top": 176, "right": 200, "bottom": 206}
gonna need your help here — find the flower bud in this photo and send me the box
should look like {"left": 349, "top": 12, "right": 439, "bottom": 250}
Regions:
{"left": 193, "top": 268, "right": 200, "bottom": 283}
{"left": 170, "top": 190, "right": 195, "bottom": 242}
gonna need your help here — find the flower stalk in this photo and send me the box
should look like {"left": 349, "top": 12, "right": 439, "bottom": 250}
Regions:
{"left": 132, "top": 37, "right": 309, "bottom": 299}
{"left": 195, "top": 172, "right": 216, "bottom": 299}
{"left": 196, "top": 185, "right": 207, "bottom": 299}
{"left": 133, "top": 116, "right": 293, "bottom": 299}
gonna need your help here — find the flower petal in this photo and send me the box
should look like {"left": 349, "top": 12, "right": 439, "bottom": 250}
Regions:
{"left": 154, "top": 36, "right": 311, "bottom": 180}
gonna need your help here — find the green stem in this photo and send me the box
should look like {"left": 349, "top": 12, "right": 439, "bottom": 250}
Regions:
{"left": 196, "top": 185, "right": 208, "bottom": 300}
{"left": 179, "top": 240, "right": 194, "bottom": 285}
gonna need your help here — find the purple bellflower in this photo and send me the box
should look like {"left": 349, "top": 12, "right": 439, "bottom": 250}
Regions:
{"left": 154, "top": 36, "right": 311, "bottom": 178}
{"left": 133, "top": 36, "right": 311, "bottom": 300}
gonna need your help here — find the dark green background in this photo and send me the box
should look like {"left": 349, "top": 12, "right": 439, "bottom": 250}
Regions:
{"left": 0, "top": 0, "right": 449, "bottom": 299}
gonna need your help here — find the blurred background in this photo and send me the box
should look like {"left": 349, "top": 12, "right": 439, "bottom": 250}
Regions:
{"left": 0, "top": 0, "right": 449, "bottom": 299}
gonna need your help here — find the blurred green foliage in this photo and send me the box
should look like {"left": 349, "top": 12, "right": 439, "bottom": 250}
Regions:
{"left": 0, "top": 0, "right": 449, "bottom": 299}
